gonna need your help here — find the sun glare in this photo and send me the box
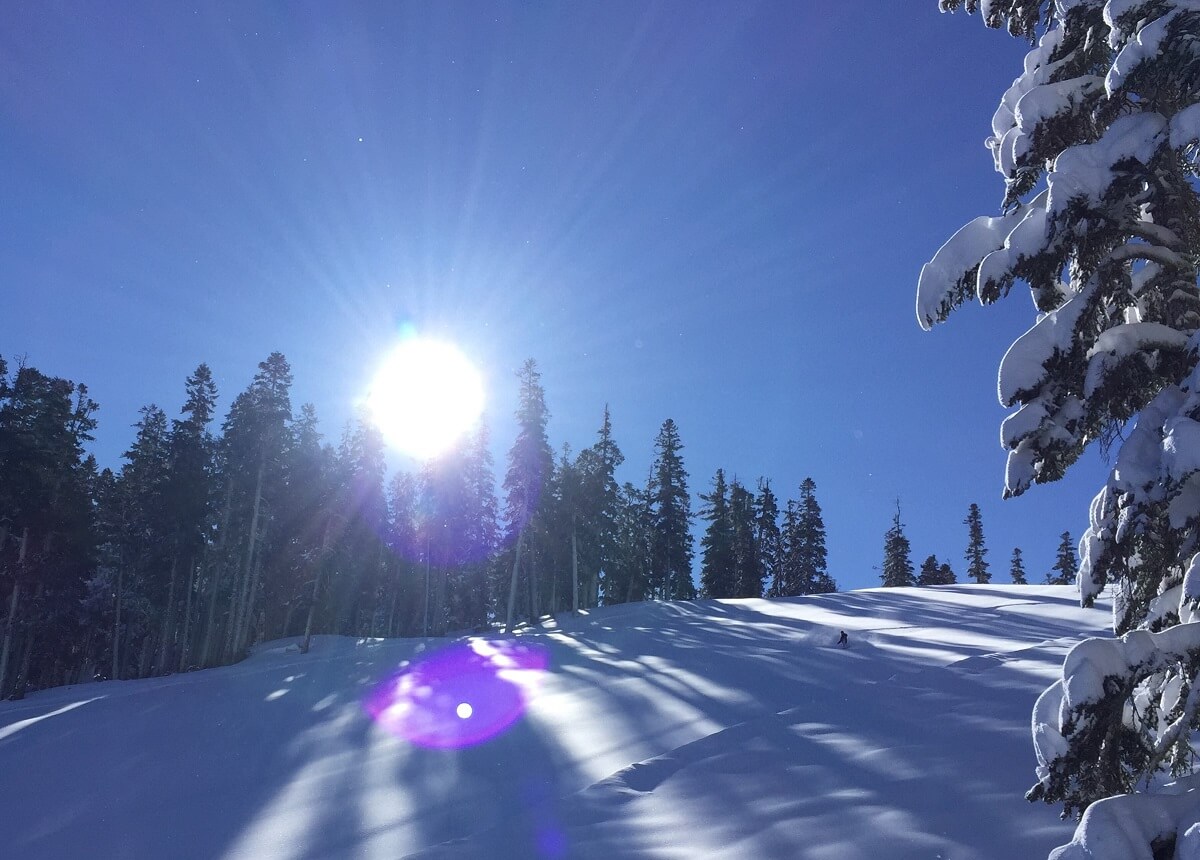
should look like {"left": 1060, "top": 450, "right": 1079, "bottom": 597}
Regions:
{"left": 367, "top": 338, "right": 485, "bottom": 460}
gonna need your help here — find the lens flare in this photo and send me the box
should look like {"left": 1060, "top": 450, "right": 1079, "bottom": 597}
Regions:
{"left": 367, "top": 337, "right": 485, "bottom": 460}
{"left": 364, "top": 640, "right": 548, "bottom": 749}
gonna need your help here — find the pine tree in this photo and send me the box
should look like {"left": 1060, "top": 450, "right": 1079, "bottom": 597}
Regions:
{"left": 0, "top": 360, "right": 97, "bottom": 697}
{"left": 214, "top": 352, "right": 294, "bottom": 663}
{"left": 573, "top": 407, "right": 625, "bottom": 611}
{"left": 502, "top": 360, "right": 553, "bottom": 632}
{"left": 1009, "top": 547, "right": 1027, "bottom": 585}
{"left": 648, "top": 419, "right": 694, "bottom": 601}
{"left": 918, "top": 554, "right": 957, "bottom": 586}
{"left": 161, "top": 364, "right": 218, "bottom": 673}
{"left": 699, "top": 469, "right": 736, "bottom": 598}
{"left": 879, "top": 501, "right": 915, "bottom": 588}
{"left": 924, "top": 0, "right": 1200, "bottom": 829}
{"left": 602, "top": 481, "right": 652, "bottom": 605}
{"left": 918, "top": 554, "right": 942, "bottom": 587}
{"left": 729, "top": 479, "right": 763, "bottom": 599}
{"left": 796, "top": 478, "right": 834, "bottom": 594}
{"left": 755, "top": 480, "right": 783, "bottom": 598}
{"left": 963, "top": 503, "right": 990, "bottom": 584}
{"left": 1047, "top": 531, "right": 1078, "bottom": 586}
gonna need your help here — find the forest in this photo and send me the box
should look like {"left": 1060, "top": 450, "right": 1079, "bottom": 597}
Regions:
{"left": 0, "top": 352, "right": 836, "bottom": 700}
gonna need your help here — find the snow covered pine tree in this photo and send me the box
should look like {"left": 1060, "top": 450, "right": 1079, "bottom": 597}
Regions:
{"left": 920, "top": 2, "right": 1200, "bottom": 856}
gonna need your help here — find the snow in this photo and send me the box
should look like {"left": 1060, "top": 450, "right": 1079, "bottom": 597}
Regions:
{"left": 1084, "top": 322, "right": 1190, "bottom": 398}
{"left": 916, "top": 209, "right": 1025, "bottom": 330}
{"left": 1049, "top": 784, "right": 1200, "bottom": 860}
{"left": 1106, "top": 11, "right": 1175, "bottom": 95}
{"left": 1171, "top": 103, "right": 1200, "bottom": 150}
{"left": 998, "top": 285, "right": 1092, "bottom": 406}
{"left": 0, "top": 585, "right": 1112, "bottom": 859}
{"left": 989, "top": 28, "right": 1067, "bottom": 177}
{"left": 1047, "top": 112, "right": 1167, "bottom": 219}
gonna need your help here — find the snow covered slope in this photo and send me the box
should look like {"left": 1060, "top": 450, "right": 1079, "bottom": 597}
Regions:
{"left": 0, "top": 585, "right": 1110, "bottom": 859}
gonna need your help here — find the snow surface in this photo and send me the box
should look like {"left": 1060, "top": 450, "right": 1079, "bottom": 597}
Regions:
{"left": 0, "top": 585, "right": 1112, "bottom": 859}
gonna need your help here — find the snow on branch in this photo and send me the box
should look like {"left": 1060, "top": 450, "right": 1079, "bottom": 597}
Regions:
{"left": 1031, "top": 621, "right": 1200, "bottom": 818}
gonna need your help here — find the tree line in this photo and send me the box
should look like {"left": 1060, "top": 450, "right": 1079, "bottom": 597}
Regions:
{"left": 0, "top": 352, "right": 835, "bottom": 700}
{"left": 878, "top": 501, "right": 1078, "bottom": 587}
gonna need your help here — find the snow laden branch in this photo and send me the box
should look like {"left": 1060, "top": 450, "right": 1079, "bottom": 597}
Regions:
{"left": 1030, "top": 624, "right": 1200, "bottom": 818}
{"left": 926, "top": 0, "right": 1200, "bottom": 856}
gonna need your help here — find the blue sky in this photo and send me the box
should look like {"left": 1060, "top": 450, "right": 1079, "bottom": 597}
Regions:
{"left": 0, "top": 2, "right": 1104, "bottom": 591}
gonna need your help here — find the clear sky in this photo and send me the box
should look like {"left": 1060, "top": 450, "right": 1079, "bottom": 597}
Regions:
{"left": 0, "top": 1, "right": 1105, "bottom": 591}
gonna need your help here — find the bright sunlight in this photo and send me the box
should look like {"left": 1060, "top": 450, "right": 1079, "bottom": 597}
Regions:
{"left": 366, "top": 337, "right": 485, "bottom": 460}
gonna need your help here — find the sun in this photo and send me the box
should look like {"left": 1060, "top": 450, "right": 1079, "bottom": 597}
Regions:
{"left": 366, "top": 338, "right": 485, "bottom": 459}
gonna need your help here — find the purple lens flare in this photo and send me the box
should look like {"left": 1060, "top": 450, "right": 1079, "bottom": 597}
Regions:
{"left": 365, "top": 639, "right": 549, "bottom": 749}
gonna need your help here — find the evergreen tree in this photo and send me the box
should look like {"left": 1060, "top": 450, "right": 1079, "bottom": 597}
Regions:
{"left": 0, "top": 360, "right": 98, "bottom": 697}
{"left": 501, "top": 360, "right": 553, "bottom": 631}
{"left": 160, "top": 364, "right": 218, "bottom": 673}
{"left": 601, "top": 481, "right": 652, "bottom": 605}
{"left": 918, "top": 554, "right": 957, "bottom": 586}
{"left": 576, "top": 406, "right": 624, "bottom": 610}
{"left": 455, "top": 421, "right": 498, "bottom": 628}
{"left": 755, "top": 480, "right": 783, "bottom": 598}
{"left": 879, "top": 501, "right": 915, "bottom": 588}
{"left": 648, "top": 419, "right": 694, "bottom": 601}
{"left": 779, "top": 498, "right": 802, "bottom": 596}
{"left": 924, "top": 0, "right": 1200, "bottom": 830}
{"left": 1010, "top": 546, "right": 1027, "bottom": 585}
{"left": 796, "top": 478, "right": 834, "bottom": 594}
{"left": 109, "top": 404, "right": 175, "bottom": 679}
{"left": 1047, "top": 531, "right": 1078, "bottom": 586}
{"left": 963, "top": 503, "right": 990, "bottom": 584}
{"left": 212, "top": 352, "right": 294, "bottom": 663}
{"left": 729, "top": 478, "right": 763, "bottom": 598}
{"left": 918, "top": 554, "right": 942, "bottom": 587}
{"left": 699, "top": 469, "right": 736, "bottom": 598}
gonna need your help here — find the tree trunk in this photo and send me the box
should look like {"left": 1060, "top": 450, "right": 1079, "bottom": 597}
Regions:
{"left": 200, "top": 479, "right": 234, "bottom": 668}
{"left": 12, "top": 580, "right": 44, "bottom": 698}
{"left": 228, "top": 455, "right": 265, "bottom": 661}
{"left": 155, "top": 557, "right": 178, "bottom": 676}
{"left": 386, "top": 572, "right": 399, "bottom": 638}
{"left": 137, "top": 630, "right": 152, "bottom": 679}
{"left": 504, "top": 530, "right": 525, "bottom": 634}
{"left": 300, "top": 516, "right": 336, "bottom": 655}
{"left": 177, "top": 559, "right": 196, "bottom": 673}
{"left": 237, "top": 556, "right": 263, "bottom": 655}
{"left": 112, "top": 561, "right": 123, "bottom": 679}
{"left": 529, "top": 553, "right": 539, "bottom": 622}
{"left": 571, "top": 524, "right": 580, "bottom": 615}
{"left": 433, "top": 565, "right": 448, "bottom": 636}
{"left": 0, "top": 578, "right": 22, "bottom": 697}
{"left": 1, "top": 528, "right": 29, "bottom": 696}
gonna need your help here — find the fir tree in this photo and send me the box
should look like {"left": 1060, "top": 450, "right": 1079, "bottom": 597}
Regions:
{"left": 755, "top": 480, "right": 783, "bottom": 599}
{"left": 917, "top": 554, "right": 942, "bottom": 587}
{"left": 918, "top": 554, "right": 956, "bottom": 586}
{"left": 924, "top": 0, "right": 1200, "bottom": 830}
{"left": 729, "top": 479, "right": 763, "bottom": 598}
{"left": 1008, "top": 547, "right": 1027, "bottom": 585}
{"left": 879, "top": 501, "right": 915, "bottom": 588}
{"left": 575, "top": 406, "right": 624, "bottom": 610}
{"left": 699, "top": 469, "right": 736, "bottom": 599}
{"left": 1047, "top": 531, "right": 1078, "bottom": 586}
{"left": 963, "top": 503, "right": 990, "bottom": 584}
{"left": 501, "top": 360, "right": 553, "bottom": 631}
{"left": 797, "top": 478, "right": 834, "bottom": 594}
{"left": 648, "top": 419, "right": 694, "bottom": 601}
